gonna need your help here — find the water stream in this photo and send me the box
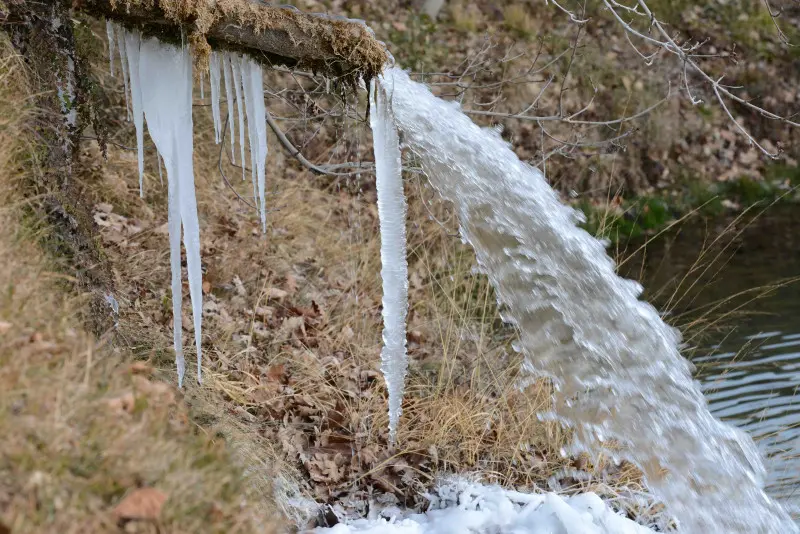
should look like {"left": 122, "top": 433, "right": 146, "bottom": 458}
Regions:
{"left": 379, "top": 67, "right": 798, "bottom": 533}
{"left": 620, "top": 205, "right": 800, "bottom": 521}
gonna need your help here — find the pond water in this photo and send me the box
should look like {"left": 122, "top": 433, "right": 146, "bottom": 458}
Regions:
{"left": 620, "top": 204, "right": 800, "bottom": 520}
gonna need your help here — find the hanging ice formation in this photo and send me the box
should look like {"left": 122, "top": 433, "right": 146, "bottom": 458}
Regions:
{"left": 106, "top": 21, "right": 115, "bottom": 77}
{"left": 230, "top": 55, "right": 247, "bottom": 182}
{"left": 369, "top": 80, "right": 409, "bottom": 443}
{"left": 106, "top": 24, "right": 273, "bottom": 384}
{"left": 116, "top": 30, "right": 131, "bottom": 121}
{"left": 243, "top": 57, "right": 268, "bottom": 233}
{"left": 123, "top": 31, "right": 145, "bottom": 197}
{"left": 222, "top": 54, "right": 236, "bottom": 163}
{"left": 107, "top": 24, "right": 203, "bottom": 386}
{"left": 209, "top": 52, "right": 222, "bottom": 144}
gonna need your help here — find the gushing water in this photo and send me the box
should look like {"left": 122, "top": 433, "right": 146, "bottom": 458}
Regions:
{"left": 376, "top": 67, "right": 798, "bottom": 533}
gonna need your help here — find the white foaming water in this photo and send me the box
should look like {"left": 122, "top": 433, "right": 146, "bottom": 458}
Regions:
{"left": 370, "top": 81, "right": 409, "bottom": 443}
{"left": 377, "top": 67, "right": 798, "bottom": 533}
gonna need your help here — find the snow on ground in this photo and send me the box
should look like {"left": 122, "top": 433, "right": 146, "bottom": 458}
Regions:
{"left": 315, "top": 481, "right": 654, "bottom": 534}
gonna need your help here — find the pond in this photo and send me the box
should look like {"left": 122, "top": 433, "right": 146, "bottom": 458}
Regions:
{"left": 619, "top": 204, "right": 800, "bottom": 520}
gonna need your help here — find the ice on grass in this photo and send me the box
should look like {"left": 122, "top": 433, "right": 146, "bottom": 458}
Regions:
{"left": 314, "top": 480, "right": 655, "bottom": 534}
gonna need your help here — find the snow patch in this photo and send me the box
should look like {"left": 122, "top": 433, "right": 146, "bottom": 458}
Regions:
{"left": 315, "top": 481, "right": 654, "bottom": 534}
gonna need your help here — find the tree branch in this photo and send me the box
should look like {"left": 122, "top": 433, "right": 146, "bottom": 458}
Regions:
{"left": 74, "top": 0, "right": 388, "bottom": 84}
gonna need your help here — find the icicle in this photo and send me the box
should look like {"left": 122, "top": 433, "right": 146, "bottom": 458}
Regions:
{"left": 106, "top": 21, "right": 116, "bottom": 77}
{"left": 369, "top": 79, "right": 409, "bottom": 443}
{"left": 239, "top": 57, "right": 259, "bottom": 210}
{"left": 209, "top": 52, "right": 222, "bottom": 144}
{"left": 139, "top": 36, "right": 203, "bottom": 386}
{"left": 248, "top": 60, "right": 268, "bottom": 233}
{"left": 229, "top": 54, "right": 247, "bottom": 182}
{"left": 116, "top": 30, "right": 131, "bottom": 120}
{"left": 222, "top": 53, "right": 236, "bottom": 163}
{"left": 124, "top": 30, "right": 145, "bottom": 197}
{"left": 157, "top": 152, "right": 164, "bottom": 185}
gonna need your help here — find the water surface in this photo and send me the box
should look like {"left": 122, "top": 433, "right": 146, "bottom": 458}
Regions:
{"left": 620, "top": 205, "right": 800, "bottom": 519}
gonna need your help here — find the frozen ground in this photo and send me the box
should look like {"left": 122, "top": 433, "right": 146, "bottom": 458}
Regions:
{"left": 314, "top": 480, "right": 655, "bottom": 534}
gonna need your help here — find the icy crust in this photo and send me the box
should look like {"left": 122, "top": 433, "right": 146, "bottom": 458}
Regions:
{"left": 380, "top": 67, "right": 798, "bottom": 534}
{"left": 315, "top": 481, "right": 654, "bottom": 534}
{"left": 369, "top": 80, "right": 409, "bottom": 444}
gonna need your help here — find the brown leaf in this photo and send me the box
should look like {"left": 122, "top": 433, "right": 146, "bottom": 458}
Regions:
{"left": 106, "top": 392, "right": 136, "bottom": 414}
{"left": 112, "top": 487, "right": 167, "bottom": 523}
{"left": 267, "top": 287, "right": 288, "bottom": 300}
{"left": 0, "top": 321, "right": 11, "bottom": 334}
{"left": 285, "top": 273, "right": 297, "bottom": 294}
{"left": 128, "top": 361, "right": 153, "bottom": 375}
{"left": 0, "top": 521, "right": 10, "bottom": 534}
{"left": 266, "top": 363, "right": 287, "bottom": 382}
{"left": 202, "top": 280, "right": 211, "bottom": 294}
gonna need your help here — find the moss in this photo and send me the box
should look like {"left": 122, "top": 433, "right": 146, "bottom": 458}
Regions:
{"left": 82, "top": 0, "right": 389, "bottom": 84}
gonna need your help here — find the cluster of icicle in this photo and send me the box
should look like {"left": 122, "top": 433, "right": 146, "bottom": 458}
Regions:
{"left": 374, "top": 67, "right": 798, "bottom": 533}
{"left": 106, "top": 23, "right": 270, "bottom": 386}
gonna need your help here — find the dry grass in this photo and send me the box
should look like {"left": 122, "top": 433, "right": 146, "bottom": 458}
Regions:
{"left": 0, "top": 39, "right": 275, "bottom": 534}
{"left": 65, "top": 17, "right": 659, "bottom": 524}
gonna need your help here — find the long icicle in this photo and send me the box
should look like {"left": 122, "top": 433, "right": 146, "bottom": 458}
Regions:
{"left": 369, "top": 79, "right": 409, "bottom": 444}
{"left": 222, "top": 53, "right": 236, "bottom": 163}
{"left": 139, "top": 34, "right": 203, "bottom": 386}
{"left": 209, "top": 52, "right": 222, "bottom": 144}
{"left": 124, "top": 29, "right": 145, "bottom": 197}
{"left": 248, "top": 59, "right": 268, "bottom": 233}
{"left": 229, "top": 53, "right": 247, "bottom": 182}
{"left": 106, "top": 21, "right": 116, "bottom": 77}
{"left": 116, "top": 29, "right": 131, "bottom": 121}
{"left": 239, "top": 56, "right": 259, "bottom": 208}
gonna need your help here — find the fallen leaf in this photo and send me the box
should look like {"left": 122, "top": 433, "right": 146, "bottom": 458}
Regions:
{"left": 266, "top": 363, "right": 287, "bottom": 382}
{"left": 0, "top": 321, "right": 11, "bottom": 334}
{"left": 267, "top": 287, "right": 288, "bottom": 300}
{"left": 113, "top": 487, "right": 168, "bottom": 523}
{"left": 202, "top": 280, "right": 211, "bottom": 294}
{"left": 128, "top": 361, "right": 153, "bottom": 375}
{"left": 285, "top": 273, "right": 298, "bottom": 294}
{"left": 106, "top": 392, "right": 136, "bottom": 414}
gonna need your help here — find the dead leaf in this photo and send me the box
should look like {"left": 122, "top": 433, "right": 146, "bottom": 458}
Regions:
{"left": 128, "top": 361, "right": 153, "bottom": 375}
{"left": 0, "top": 522, "right": 9, "bottom": 534}
{"left": 266, "top": 363, "right": 287, "bottom": 382}
{"left": 341, "top": 326, "right": 354, "bottom": 340}
{"left": 267, "top": 287, "right": 288, "bottom": 300}
{"left": 285, "top": 273, "right": 298, "bottom": 294}
{"left": 113, "top": 488, "right": 168, "bottom": 523}
{"left": 202, "top": 280, "right": 211, "bottom": 294}
{"left": 0, "top": 321, "right": 11, "bottom": 334}
{"left": 106, "top": 392, "right": 136, "bottom": 414}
